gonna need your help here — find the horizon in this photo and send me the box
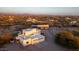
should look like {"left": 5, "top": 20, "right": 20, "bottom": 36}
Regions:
{"left": 0, "top": 7, "right": 79, "bottom": 16}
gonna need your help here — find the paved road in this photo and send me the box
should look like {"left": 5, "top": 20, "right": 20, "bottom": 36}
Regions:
{"left": 0, "top": 27, "right": 79, "bottom": 51}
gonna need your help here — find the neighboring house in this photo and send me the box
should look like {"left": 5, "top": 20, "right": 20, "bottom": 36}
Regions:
{"left": 26, "top": 18, "right": 37, "bottom": 23}
{"left": 69, "top": 21, "right": 78, "bottom": 26}
{"left": 16, "top": 28, "right": 45, "bottom": 46}
{"left": 31, "top": 24, "right": 49, "bottom": 29}
{"left": 70, "top": 21, "right": 77, "bottom": 24}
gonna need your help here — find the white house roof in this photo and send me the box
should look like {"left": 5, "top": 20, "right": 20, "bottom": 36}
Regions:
{"left": 16, "top": 28, "right": 44, "bottom": 40}
{"left": 22, "top": 28, "right": 41, "bottom": 33}
{"left": 23, "top": 28, "right": 40, "bottom": 31}
{"left": 16, "top": 35, "right": 30, "bottom": 40}
{"left": 24, "top": 28, "right": 32, "bottom": 31}
{"left": 16, "top": 34, "right": 45, "bottom": 40}
{"left": 31, "top": 34, "right": 45, "bottom": 39}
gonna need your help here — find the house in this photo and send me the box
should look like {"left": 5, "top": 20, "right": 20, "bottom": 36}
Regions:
{"left": 69, "top": 21, "right": 78, "bottom": 27}
{"left": 31, "top": 24, "right": 49, "bottom": 29}
{"left": 26, "top": 18, "right": 37, "bottom": 23}
{"left": 16, "top": 28, "right": 45, "bottom": 46}
{"left": 70, "top": 21, "right": 77, "bottom": 24}
{"left": 21, "top": 28, "right": 41, "bottom": 36}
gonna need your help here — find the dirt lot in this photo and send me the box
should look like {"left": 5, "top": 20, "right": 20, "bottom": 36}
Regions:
{"left": 0, "top": 27, "right": 79, "bottom": 51}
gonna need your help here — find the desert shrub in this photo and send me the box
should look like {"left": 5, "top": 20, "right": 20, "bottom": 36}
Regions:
{"left": 72, "top": 29, "right": 79, "bottom": 36}
{"left": 74, "top": 36, "right": 79, "bottom": 48}
{"left": 0, "top": 32, "right": 14, "bottom": 48}
{"left": 55, "top": 32, "right": 67, "bottom": 45}
{"left": 0, "top": 36, "right": 8, "bottom": 48}
{"left": 55, "top": 31, "right": 78, "bottom": 48}
{"left": 0, "top": 37, "right": 5, "bottom": 44}
{"left": 0, "top": 32, "right": 14, "bottom": 43}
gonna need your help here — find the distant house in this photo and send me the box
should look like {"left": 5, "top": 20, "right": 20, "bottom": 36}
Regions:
{"left": 70, "top": 21, "right": 77, "bottom": 24}
{"left": 31, "top": 24, "right": 49, "bottom": 29}
{"left": 69, "top": 21, "right": 78, "bottom": 27}
{"left": 16, "top": 28, "right": 45, "bottom": 46}
{"left": 26, "top": 18, "right": 37, "bottom": 23}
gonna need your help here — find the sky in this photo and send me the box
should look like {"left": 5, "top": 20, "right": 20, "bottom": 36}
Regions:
{"left": 0, "top": 7, "right": 79, "bottom": 15}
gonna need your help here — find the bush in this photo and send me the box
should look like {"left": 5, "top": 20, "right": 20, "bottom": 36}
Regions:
{"left": 74, "top": 36, "right": 79, "bottom": 48}
{"left": 0, "top": 32, "right": 14, "bottom": 48}
{"left": 1, "top": 32, "right": 14, "bottom": 43}
{"left": 0, "top": 37, "right": 5, "bottom": 44}
{"left": 72, "top": 30, "right": 79, "bottom": 36}
{"left": 0, "top": 36, "right": 7, "bottom": 48}
{"left": 55, "top": 31, "right": 79, "bottom": 49}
